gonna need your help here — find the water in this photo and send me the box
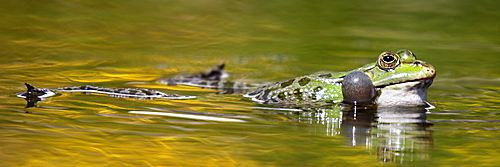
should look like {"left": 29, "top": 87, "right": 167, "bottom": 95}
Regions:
{"left": 1, "top": 0, "right": 499, "bottom": 166}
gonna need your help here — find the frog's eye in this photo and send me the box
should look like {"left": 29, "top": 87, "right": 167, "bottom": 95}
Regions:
{"left": 377, "top": 51, "right": 400, "bottom": 70}
{"left": 397, "top": 49, "right": 417, "bottom": 62}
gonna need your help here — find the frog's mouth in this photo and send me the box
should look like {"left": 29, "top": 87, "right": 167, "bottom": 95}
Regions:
{"left": 375, "top": 77, "right": 434, "bottom": 89}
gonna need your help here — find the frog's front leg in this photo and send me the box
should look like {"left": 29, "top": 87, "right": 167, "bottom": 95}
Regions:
{"left": 341, "top": 71, "right": 376, "bottom": 105}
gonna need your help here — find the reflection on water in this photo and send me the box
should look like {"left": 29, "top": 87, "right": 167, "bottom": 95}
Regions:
{"left": 294, "top": 105, "right": 433, "bottom": 164}
{"left": 369, "top": 107, "right": 432, "bottom": 163}
{"left": 1, "top": 0, "right": 498, "bottom": 166}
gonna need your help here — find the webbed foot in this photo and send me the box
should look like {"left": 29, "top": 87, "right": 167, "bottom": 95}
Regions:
{"left": 17, "top": 83, "right": 55, "bottom": 108}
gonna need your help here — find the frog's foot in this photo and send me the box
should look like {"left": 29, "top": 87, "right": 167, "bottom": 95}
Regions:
{"left": 158, "top": 62, "right": 261, "bottom": 93}
{"left": 17, "top": 82, "right": 56, "bottom": 108}
{"left": 159, "top": 61, "right": 228, "bottom": 87}
{"left": 198, "top": 61, "right": 228, "bottom": 81}
{"left": 341, "top": 71, "right": 376, "bottom": 105}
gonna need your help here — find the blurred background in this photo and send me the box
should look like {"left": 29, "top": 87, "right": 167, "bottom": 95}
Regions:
{"left": 0, "top": 0, "right": 498, "bottom": 166}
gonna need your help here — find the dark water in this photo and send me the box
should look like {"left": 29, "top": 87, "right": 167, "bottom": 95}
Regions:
{"left": 1, "top": 1, "right": 499, "bottom": 166}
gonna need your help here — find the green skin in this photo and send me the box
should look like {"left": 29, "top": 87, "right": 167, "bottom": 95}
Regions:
{"left": 244, "top": 49, "right": 436, "bottom": 106}
{"left": 19, "top": 49, "right": 435, "bottom": 108}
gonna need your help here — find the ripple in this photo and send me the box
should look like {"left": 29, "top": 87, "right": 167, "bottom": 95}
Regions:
{"left": 129, "top": 111, "right": 246, "bottom": 122}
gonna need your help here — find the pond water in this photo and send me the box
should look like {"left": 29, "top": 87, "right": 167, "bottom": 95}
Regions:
{"left": 1, "top": 0, "right": 499, "bottom": 166}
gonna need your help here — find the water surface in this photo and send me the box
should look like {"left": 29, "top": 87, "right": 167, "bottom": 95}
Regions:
{"left": 1, "top": 1, "right": 499, "bottom": 166}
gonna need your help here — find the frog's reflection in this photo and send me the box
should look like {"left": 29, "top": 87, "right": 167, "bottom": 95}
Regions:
{"left": 295, "top": 106, "right": 432, "bottom": 163}
{"left": 342, "top": 106, "right": 432, "bottom": 163}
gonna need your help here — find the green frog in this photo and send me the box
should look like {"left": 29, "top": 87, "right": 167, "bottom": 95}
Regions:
{"left": 18, "top": 49, "right": 435, "bottom": 108}
{"left": 243, "top": 49, "right": 436, "bottom": 107}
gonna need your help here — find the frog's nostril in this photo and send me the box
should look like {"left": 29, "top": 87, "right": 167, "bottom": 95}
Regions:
{"left": 414, "top": 62, "right": 421, "bottom": 65}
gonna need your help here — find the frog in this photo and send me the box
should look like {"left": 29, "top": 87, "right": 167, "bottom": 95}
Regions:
{"left": 243, "top": 49, "right": 436, "bottom": 107}
{"left": 17, "top": 49, "right": 435, "bottom": 108}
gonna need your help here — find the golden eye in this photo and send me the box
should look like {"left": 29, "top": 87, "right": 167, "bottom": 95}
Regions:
{"left": 377, "top": 51, "right": 400, "bottom": 70}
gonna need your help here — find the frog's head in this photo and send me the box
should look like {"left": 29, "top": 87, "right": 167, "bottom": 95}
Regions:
{"left": 365, "top": 49, "right": 436, "bottom": 107}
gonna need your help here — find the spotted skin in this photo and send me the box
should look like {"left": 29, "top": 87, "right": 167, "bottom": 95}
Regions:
{"left": 244, "top": 64, "right": 373, "bottom": 105}
{"left": 245, "top": 49, "right": 436, "bottom": 107}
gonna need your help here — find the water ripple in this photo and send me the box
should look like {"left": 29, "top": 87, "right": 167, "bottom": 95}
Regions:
{"left": 129, "top": 111, "right": 246, "bottom": 122}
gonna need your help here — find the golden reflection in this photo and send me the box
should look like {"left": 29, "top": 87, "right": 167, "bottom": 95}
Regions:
{"left": 55, "top": 68, "right": 161, "bottom": 83}
{"left": 1, "top": 59, "right": 103, "bottom": 70}
{"left": 0, "top": 0, "right": 497, "bottom": 165}
{"left": 133, "top": 84, "right": 220, "bottom": 92}
{"left": 11, "top": 38, "right": 72, "bottom": 48}
{"left": 52, "top": 97, "right": 136, "bottom": 111}
{"left": 98, "top": 67, "right": 163, "bottom": 81}
{"left": 58, "top": 70, "right": 117, "bottom": 83}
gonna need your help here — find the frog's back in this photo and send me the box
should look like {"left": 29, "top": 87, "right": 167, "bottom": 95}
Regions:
{"left": 243, "top": 63, "right": 376, "bottom": 106}
{"left": 243, "top": 74, "right": 344, "bottom": 106}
